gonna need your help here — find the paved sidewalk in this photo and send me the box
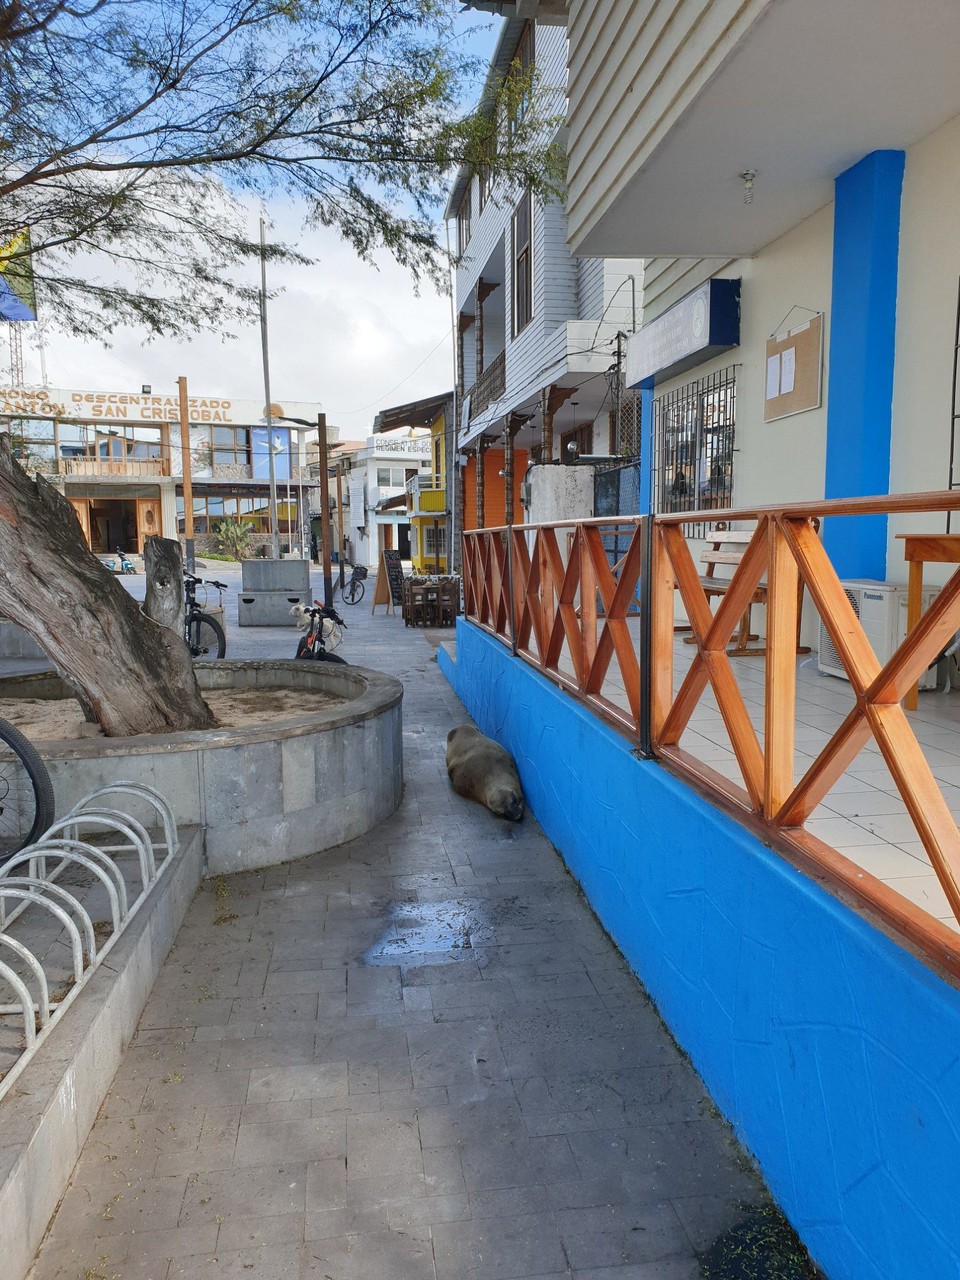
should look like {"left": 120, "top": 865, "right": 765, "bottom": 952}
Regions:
{"left": 27, "top": 575, "right": 770, "bottom": 1280}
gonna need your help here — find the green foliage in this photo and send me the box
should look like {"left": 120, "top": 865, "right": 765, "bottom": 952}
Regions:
{"left": 213, "top": 517, "right": 253, "bottom": 560}
{"left": 0, "top": 0, "right": 565, "bottom": 338}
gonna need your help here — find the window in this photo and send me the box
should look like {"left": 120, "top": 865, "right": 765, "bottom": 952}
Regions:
{"left": 376, "top": 466, "right": 406, "bottom": 488}
{"left": 457, "top": 185, "right": 472, "bottom": 255}
{"left": 508, "top": 23, "right": 535, "bottom": 137}
{"left": 653, "top": 365, "right": 737, "bottom": 529}
{"left": 478, "top": 158, "right": 493, "bottom": 211}
{"left": 512, "top": 191, "right": 533, "bottom": 335}
{"left": 424, "top": 524, "right": 447, "bottom": 555}
{"left": 212, "top": 426, "right": 251, "bottom": 466}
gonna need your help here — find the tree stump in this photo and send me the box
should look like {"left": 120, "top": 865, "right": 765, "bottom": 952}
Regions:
{"left": 144, "top": 535, "right": 186, "bottom": 637}
{"left": 0, "top": 436, "right": 215, "bottom": 736}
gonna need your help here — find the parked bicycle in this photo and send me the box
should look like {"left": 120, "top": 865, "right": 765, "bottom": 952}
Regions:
{"left": 339, "top": 562, "right": 367, "bottom": 605}
{"left": 184, "top": 572, "right": 227, "bottom": 660}
{"left": 0, "top": 716, "right": 55, "bottom": 862}
{"left": 292, "top": 602, "right": 348, "bottom": 663}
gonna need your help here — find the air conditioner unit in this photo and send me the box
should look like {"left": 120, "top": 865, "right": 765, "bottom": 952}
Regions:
{"left": 818, "top": 579, "right": 939, "bottom": 690}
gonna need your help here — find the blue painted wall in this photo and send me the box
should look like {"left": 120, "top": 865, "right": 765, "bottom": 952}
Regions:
{"left": 440, "top": 620, "right": 960, "bottom": 1280}
{"left": 824, "top": 150, "right": 905, "bottom": 580}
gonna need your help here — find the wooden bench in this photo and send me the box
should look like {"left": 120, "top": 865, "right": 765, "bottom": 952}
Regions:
{"left": 680, "top": 525, "right": 814, "bottom": 657}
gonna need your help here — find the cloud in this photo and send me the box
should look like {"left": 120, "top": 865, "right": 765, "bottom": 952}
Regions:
{"left": 19, "top": 204, "right": 455, "bottom": 439}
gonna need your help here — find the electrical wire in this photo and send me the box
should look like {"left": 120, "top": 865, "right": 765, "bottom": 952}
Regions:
{"left": 328, "top": 326, "right": 453, "bottom": 415}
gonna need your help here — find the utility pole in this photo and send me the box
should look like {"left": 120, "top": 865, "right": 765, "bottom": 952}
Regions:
{"left": 177, "top": 376, "right": 195, "bottom": 573}
{"left": 316, "top": 412, "right": 334, "bottom": 607}
{"left": 259, "top": 217, "right": 281, "bottom": 559}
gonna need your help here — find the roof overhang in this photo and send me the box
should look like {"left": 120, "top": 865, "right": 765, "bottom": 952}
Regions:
{"left": 573, "top": 0, "right": 960, "bottom": 258}
{"left": 373, "top": 391, "right": 453, "bottom": 434}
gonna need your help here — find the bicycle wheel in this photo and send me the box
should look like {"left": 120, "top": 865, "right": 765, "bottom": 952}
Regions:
{"left": 187, "top": 611, "right": 226, "bottom": 661}
{"left": 343, "top": 579, "right": 364, "bottom": 604}
{"left": 0, "top": 716, "right": 55, "bottom": 862}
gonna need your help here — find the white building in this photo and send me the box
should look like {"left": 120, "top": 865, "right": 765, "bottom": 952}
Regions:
{"left": 446, "top": 17, "right": 644, "bottom": 528}
{"left": 340, "top": 429, "right": 431, "bottom": 568}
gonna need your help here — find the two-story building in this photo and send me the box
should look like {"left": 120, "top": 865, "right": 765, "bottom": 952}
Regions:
{"left": 336, "top": 427, "right": 432, "bottom": 569}
{"left": 448, "top": 4, "right": 960, "bottom": 1277}
{"left": 373, "top": 392, "right": 455, "bottom": 574}
{"left": 447, "top": 16, "right": 645, "bottom": 529}
{"left": 0, "top": 386, "right": 330, "bottom": 555}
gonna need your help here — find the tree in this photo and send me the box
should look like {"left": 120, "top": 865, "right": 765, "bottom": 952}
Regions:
{"left": 0, "top": 435, "right": 215, "bottom": 734}
{"left": 0, "top": 0, "right": 564, "bottom": 338}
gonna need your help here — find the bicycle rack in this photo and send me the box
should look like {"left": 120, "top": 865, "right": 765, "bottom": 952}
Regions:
{"left": 0, "top": 781, "right": 179, "bottom": 1101}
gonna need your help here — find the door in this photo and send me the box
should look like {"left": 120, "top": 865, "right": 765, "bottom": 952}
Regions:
{"left": 68, "top": 498, "right": 91, "bottom": 547}
{"left": 136, "top": 498, "right": 162, "bottom": 550}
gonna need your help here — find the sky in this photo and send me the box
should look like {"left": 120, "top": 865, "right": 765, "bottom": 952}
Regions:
{"left": 11, "top": 10, "right": 502, "bottom": 443}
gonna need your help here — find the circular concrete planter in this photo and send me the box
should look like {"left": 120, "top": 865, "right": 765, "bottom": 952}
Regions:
{"left": 0, "top": 661, "right": 403, "bottom": 874}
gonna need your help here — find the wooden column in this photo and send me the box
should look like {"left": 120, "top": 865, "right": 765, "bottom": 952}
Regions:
{"left": 543, "top": 385, "right": 577, "bottom": 465}
{"left": 504, "top": 412, "right": 530, "bottom": 526}
{"left": 476, "top": 438, "right": 489, "bottom": 529}
{"left": 457, "top": 314, "right": 473, "bottom": 396}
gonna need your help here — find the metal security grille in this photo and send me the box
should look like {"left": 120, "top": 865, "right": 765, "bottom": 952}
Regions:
{"left": 653, "top": 365, "right": 736, "bottom": 533}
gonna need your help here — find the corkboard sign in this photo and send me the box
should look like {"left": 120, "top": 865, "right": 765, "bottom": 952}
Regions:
{"left": 763, "top": 312, "right": 823, "bottom": 422}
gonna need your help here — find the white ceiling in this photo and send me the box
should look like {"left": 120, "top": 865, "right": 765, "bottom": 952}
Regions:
{"left": 576, "top": 0, "right": 960, "bottom": 258}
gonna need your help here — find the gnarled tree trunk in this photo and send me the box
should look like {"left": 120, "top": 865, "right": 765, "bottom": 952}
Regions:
{"left": 0, "top": 436, "right": 215, "bottom": 736}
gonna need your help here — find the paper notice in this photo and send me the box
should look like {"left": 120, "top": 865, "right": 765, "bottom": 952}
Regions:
{"left": 766, "top": 353, "right": 781, "bottom": 400}
{"left": 780, "top": 346, "right": 796, "bottom": 395}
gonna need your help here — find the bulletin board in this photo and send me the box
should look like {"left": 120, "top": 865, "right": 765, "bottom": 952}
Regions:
{"left": 763, "top": 312, "right": 823, "bottom": 422}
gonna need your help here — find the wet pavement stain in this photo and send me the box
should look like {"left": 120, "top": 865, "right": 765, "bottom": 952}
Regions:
{"left": 363, "top": 898, "right": 489, "bottom": 965}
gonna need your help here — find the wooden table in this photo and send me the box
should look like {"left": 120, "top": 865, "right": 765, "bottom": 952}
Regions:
{"left": 896, "top": 533, "right": 960, "bottom": 710}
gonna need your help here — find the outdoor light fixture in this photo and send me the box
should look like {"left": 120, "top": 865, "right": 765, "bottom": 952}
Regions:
{"left": 141, "top": 384, "right": 151, "bottom": 394}
{"left": 740, "top": 169, "right": 756, "bottom": 204}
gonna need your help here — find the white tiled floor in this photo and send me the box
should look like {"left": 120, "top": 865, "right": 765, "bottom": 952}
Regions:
{"left": 551, "top": 626, "right": 960, "bottom": 933}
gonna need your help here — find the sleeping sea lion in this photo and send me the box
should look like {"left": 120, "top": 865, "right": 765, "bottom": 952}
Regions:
{"left": 445, "top": 725, "right": 525, "bottom": 821}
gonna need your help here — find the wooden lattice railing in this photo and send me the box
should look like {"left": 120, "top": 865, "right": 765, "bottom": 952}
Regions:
{"left": 462, "top": 493, "right": 960, "bottom": 976}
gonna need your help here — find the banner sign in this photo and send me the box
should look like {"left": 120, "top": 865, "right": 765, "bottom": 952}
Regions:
{"left": 625, "top": 278, "right": 740, "bottom": 387}
{"left": 0, "top": 387, "right": 327, "bottom": 428}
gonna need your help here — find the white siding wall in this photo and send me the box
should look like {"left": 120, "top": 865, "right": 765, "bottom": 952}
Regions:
{"left": 578, "top": 258, "right": 604, "bottom": 318}
{"left": 642, "top": 257, "right": 737, "bottom": 323}
{"left": 565, "top": 0, "right": 772, "bottom": 250}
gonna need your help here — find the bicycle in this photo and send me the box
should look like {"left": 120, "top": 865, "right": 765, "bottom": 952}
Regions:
{"left": 184, "top": 572, "right": 227, "bottom": 661}
{"left": 292, "top": 602, "right": 348, "bottom": 663}
{"left": 0, "top": 716, "right": 55, "bottom": 862}
{"left": 339, "top": 562, "right": 367, "bottom": 605}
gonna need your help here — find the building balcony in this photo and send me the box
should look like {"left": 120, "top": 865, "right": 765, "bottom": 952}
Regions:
{"left": 55, "top": 456, "right": 172, "bottom": 479}
{"left": 405, "top": 474, "right": 447, "bottom": 518}
{"left": 469, "top": 350, "right": 506, "bottom": 419}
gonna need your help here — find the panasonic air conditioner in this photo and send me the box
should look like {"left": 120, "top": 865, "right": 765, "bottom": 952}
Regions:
{"left": 818, "top": 579, "right": 939, "bottom": 690}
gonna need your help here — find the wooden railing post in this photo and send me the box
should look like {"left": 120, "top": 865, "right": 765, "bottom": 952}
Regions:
{"left": 764, "top": 517, "right": 799, "bottom": 818}
{"left": 638, "top": 515, "right": 654, "bottom": 757}
{"left": 649, "top": 518, "right": 675, "bottom": 743}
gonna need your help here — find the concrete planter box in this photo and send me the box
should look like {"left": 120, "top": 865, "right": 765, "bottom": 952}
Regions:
{"left": 3, "top": 661, "right": 403, "bottom": 875}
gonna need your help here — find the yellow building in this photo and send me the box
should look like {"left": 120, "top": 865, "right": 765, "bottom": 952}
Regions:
{"left": 373, "top": 392, "right": 453, "bottom": 574}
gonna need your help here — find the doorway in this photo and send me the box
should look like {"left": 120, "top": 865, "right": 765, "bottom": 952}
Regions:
{"left": 398, "top": 522, "right": 412, "bottom": 559}
{"left": 88, "top": 500, "right": 138, "bottom": 553}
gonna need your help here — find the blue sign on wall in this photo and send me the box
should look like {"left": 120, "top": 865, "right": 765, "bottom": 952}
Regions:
{"left": 625, "top": 278, "right": 740, "bottom": 387}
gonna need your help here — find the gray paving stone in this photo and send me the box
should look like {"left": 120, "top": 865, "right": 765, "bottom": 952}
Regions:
{"left": 26, "top": 594, "right": 777, "bottom": 1280}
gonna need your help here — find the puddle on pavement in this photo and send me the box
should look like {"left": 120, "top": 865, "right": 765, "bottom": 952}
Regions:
{"left": 364, "top": 898, "right": 489, "bottom": 965}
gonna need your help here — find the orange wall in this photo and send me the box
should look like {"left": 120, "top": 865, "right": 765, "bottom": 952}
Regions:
{"left": 462, "top": 448, "right": 529, "bottom": 530}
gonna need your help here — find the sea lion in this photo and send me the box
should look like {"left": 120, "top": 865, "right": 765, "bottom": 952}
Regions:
{"left": 445, "top": 725, "right": 525, "bottom": 821}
